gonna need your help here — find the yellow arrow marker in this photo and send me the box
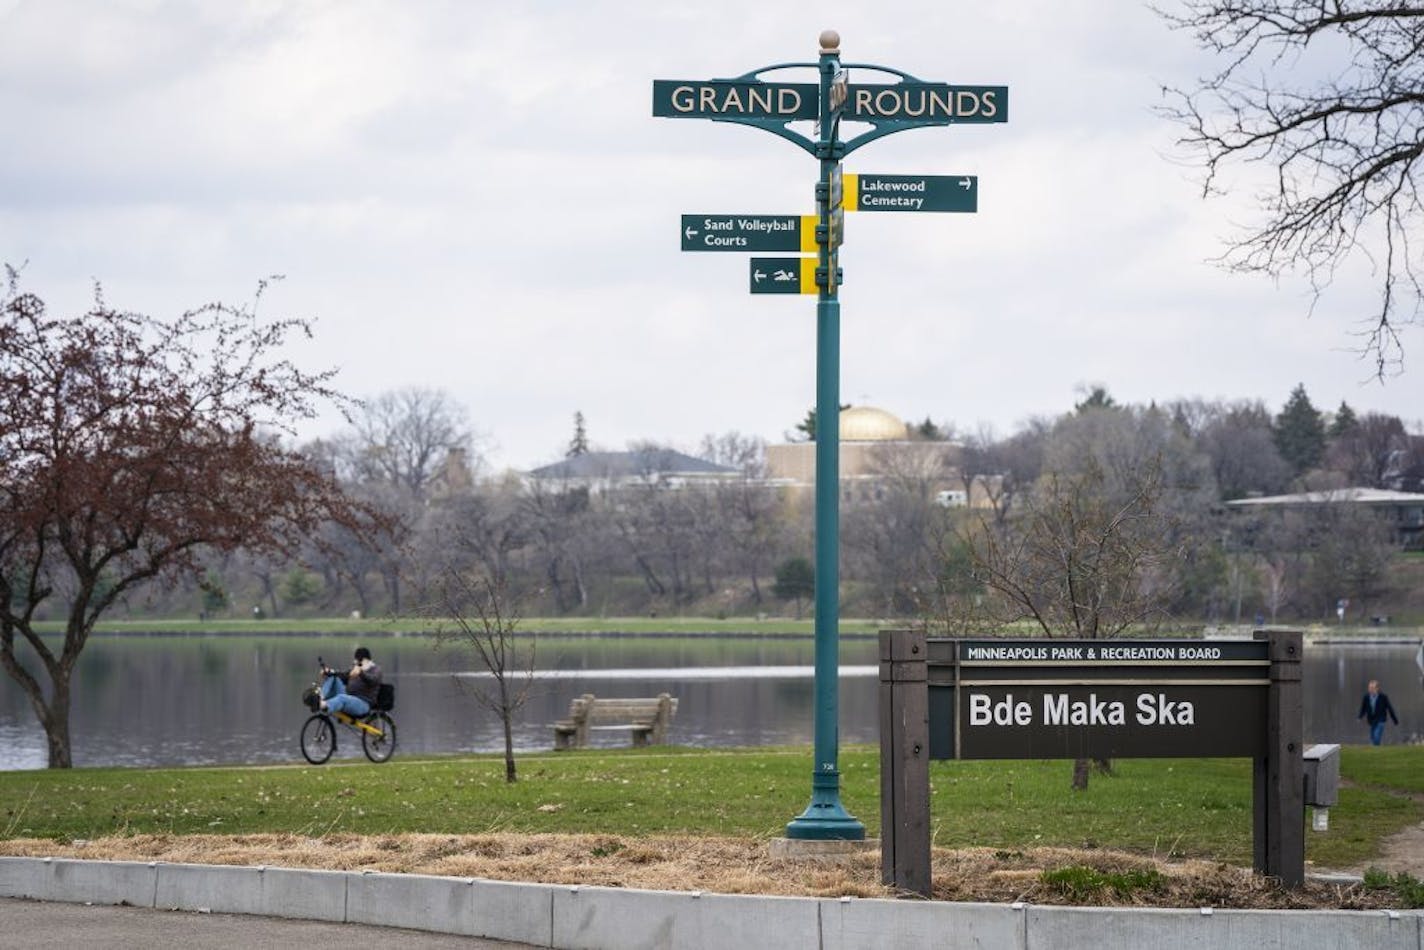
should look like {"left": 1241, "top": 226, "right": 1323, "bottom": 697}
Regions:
{"left": 799, "top": 215, "right": 818, "bottom": 252}
{"left": 800, "top": 257, "right": 818, "bottom": 294}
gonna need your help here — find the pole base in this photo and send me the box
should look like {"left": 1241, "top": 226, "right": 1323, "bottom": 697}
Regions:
{"left": 785, "top": 789, "right": 865, "bottom": 841}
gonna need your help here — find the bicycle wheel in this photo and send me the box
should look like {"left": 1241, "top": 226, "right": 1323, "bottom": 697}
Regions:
{"left": 301, "top": 713, "right": 336, "bottom": 764}
{"left": 362, "top": 712, "right": 396, "bottom": 763}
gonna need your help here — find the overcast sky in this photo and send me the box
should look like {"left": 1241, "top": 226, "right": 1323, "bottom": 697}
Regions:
{"left": 4, "top": 1, "right": 1419, "bottom": 471}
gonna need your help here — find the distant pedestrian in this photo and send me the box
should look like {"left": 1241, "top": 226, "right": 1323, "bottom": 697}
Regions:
{"left": 1358, "top": 679, "right": 1399, "bottom": 746}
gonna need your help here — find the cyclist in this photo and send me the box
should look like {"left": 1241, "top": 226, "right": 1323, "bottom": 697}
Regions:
{"left": 318, "top": 646, "right": 383, "bottom": 718}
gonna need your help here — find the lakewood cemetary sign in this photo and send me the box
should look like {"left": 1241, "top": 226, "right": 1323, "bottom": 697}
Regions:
{"left": 843, "top": 174, "right": 977, "bottom": 213}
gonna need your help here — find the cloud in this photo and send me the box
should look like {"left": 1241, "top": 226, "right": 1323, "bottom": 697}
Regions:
{"left": 3, "top": 0, "right": 1421, "bottom": 469}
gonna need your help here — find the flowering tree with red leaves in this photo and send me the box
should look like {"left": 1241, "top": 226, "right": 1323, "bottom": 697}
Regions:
{"left": 0, "top": 270, "right": 381, "bottom": 767}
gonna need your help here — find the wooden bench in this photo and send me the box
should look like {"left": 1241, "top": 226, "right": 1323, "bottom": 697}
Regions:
{"left": 552, "top": 693, "right": 678, "bottom": 750}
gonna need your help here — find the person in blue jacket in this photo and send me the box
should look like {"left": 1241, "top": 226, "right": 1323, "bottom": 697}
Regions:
{"left": 1358, "top": 679, "right": 1399, "bottom": 746}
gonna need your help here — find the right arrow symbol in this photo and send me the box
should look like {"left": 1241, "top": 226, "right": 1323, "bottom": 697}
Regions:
{"left": 959, "top": 177, "right": 972, "bottom": 190}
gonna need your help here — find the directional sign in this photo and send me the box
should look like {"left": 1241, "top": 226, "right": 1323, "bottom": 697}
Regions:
{"left": 653, "top": 81, "right": 819, "bottom": 121}
{"left": 843, "top": 174, "right": 977, "bottom": 213}
{"left": 653, "top": 80, "right": 1007, "bottom": 125}
{"left": 750, "top": 257, "right": 815, "bottom": 294}
{"left": 845, "top": 83, "right": 1007, "bottom": 124}
{"left": 681, "top": 215, "right": 817, "bottom": 252}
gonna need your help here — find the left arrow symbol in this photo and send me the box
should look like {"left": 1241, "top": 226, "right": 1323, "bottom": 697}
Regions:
{"left": 685, "top": 226, "right": 699, "bottom": 240}
{"left": 753, "top": 270, "right": 767, "bottom": 282}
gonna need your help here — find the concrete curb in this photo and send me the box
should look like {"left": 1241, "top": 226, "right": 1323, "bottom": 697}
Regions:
{"left": 1, "top": 856, "right": 1420, "bottom": 949}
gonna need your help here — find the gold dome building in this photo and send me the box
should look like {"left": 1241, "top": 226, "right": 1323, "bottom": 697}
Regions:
{"left": 765, "top": 406, "right": 970, "bottom": 506}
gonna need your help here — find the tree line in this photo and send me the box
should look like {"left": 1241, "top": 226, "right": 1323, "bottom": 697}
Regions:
{"left": 154, "top": 381, "right": 1422, "bottom": 635}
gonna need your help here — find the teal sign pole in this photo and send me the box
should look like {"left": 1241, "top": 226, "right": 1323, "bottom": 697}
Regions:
{"left": 654, "top": 31, "right": 1007, "bottom": 842}
{"left": 786, "top": 32, "right": 860, "bottom": 839}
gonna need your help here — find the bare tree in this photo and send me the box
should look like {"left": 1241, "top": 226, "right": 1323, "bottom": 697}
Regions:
{"left": 327, "top": 387, "right": 480, "bottom": 612}
{"left": 1395, "top": 428, "right": 1424, "bottom": 492}
{"left": 1235, "top": 498, "right": 1393, "bottom": 620}
{"left": 1260, "top": 554, "right": 1291, "bottom": 623}
{"left": 309, "top": 510, "right": 383, "bottom": 616}
{"left": 1305, "top": 501, "right": 1395, "bottom": 619}
{"left": 607, "top": 446, "right": 703, "bottom": 606}
{"left": 1198, "top": 400, "right": 1293, "bottom": 500}
{"left": 844, "top": 440, "right": 958, "bottom": 615}
{"left": 0, "top": 273, "right": 380, "bottom": 767}
{"left": 352, "top": 482, "right": 420, "bottom": 614}
{"left": 966, "top": 409, "right": 1192, "bottom": 792}
{"left": 344, "top": 387, "right": 476, "bottom": 498}
{"left": 521, "top": 477, "right": 592, "bottom": 613}
{"left": 1326, "top": 411, "right": 1409, "bottom": 487}
{"left": 410, "top": 567, "right": 534, "bottom": 783}
{"left": 1160, "top": 2, "right": 1424, "bottom": 372}
{"left": 700, "top": 432, "right": 780, "bottom": 606}
{"left": 920, "top": 523, "right": 982, "bottom": 637}
{"left": 968, "top": 458, "right": 1182, "bottom": 641}
{"left": 429, "top": 475, "right": 529, "bottom": 587}
{"left": 956, "top": 422, "right": 1047, "bottom": 529}
{"left": 969, "top": 460, "right": 1182, "bottom": 792}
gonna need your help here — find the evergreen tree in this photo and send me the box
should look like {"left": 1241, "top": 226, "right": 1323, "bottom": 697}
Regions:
{"left": 917, "top": 416, "right": 942, "bottom": 440}
{"left": 1328, "top": 401, "right": 1358, "bottom": 439}
{"left": 772, "top": 557, "right": 815, "bottom": 619}
{"left": 566, "top": 411, "right": 589, "bottom": 458}
{"left": 1273, "top": 384, "right": 1326, "bottom": 476}
{"left": 792, "top": 404, "right": 850, "bottom": 442}
{"left": 199, "top": 570, "right": 229, "bottom": 617}
{"left": 1074, "top": 385, "right": 1118, "bottom": 414}
{"left": 794, "top": 408, "right": 818, "bottom": 441}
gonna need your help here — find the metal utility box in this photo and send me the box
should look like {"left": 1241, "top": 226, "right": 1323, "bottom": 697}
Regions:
{"left": 1303, "top": 743, "right": 1340, "bottom": 807}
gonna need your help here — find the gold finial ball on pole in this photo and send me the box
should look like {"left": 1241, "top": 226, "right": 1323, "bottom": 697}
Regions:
{"left": 819, "top": 30, "right": 840, "bottom": 54}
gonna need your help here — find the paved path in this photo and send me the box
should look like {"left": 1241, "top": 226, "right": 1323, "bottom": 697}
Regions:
{"left": 0, "top": 898, "right": 535, "bottom": 949}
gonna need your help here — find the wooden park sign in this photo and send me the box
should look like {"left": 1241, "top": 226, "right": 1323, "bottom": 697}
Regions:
{"left": 879, "top": 629, "right": 1304, "bottom": 896}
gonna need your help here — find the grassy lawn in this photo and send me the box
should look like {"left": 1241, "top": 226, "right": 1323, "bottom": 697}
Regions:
{"left": 1341, "top": 745, "right": 1424, "bottom": 795}
{"left": 2, "top": 746, "right": 1418, "bottom": 870}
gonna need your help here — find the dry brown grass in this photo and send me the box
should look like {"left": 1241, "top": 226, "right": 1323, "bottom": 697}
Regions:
{"left": 0, "top": 834, "right": 1404, "bottom": 909}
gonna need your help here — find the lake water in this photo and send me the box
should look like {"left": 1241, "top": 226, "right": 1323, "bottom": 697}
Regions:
{"left": 0, "top": 634, "right": 1420, "bottom": 770}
